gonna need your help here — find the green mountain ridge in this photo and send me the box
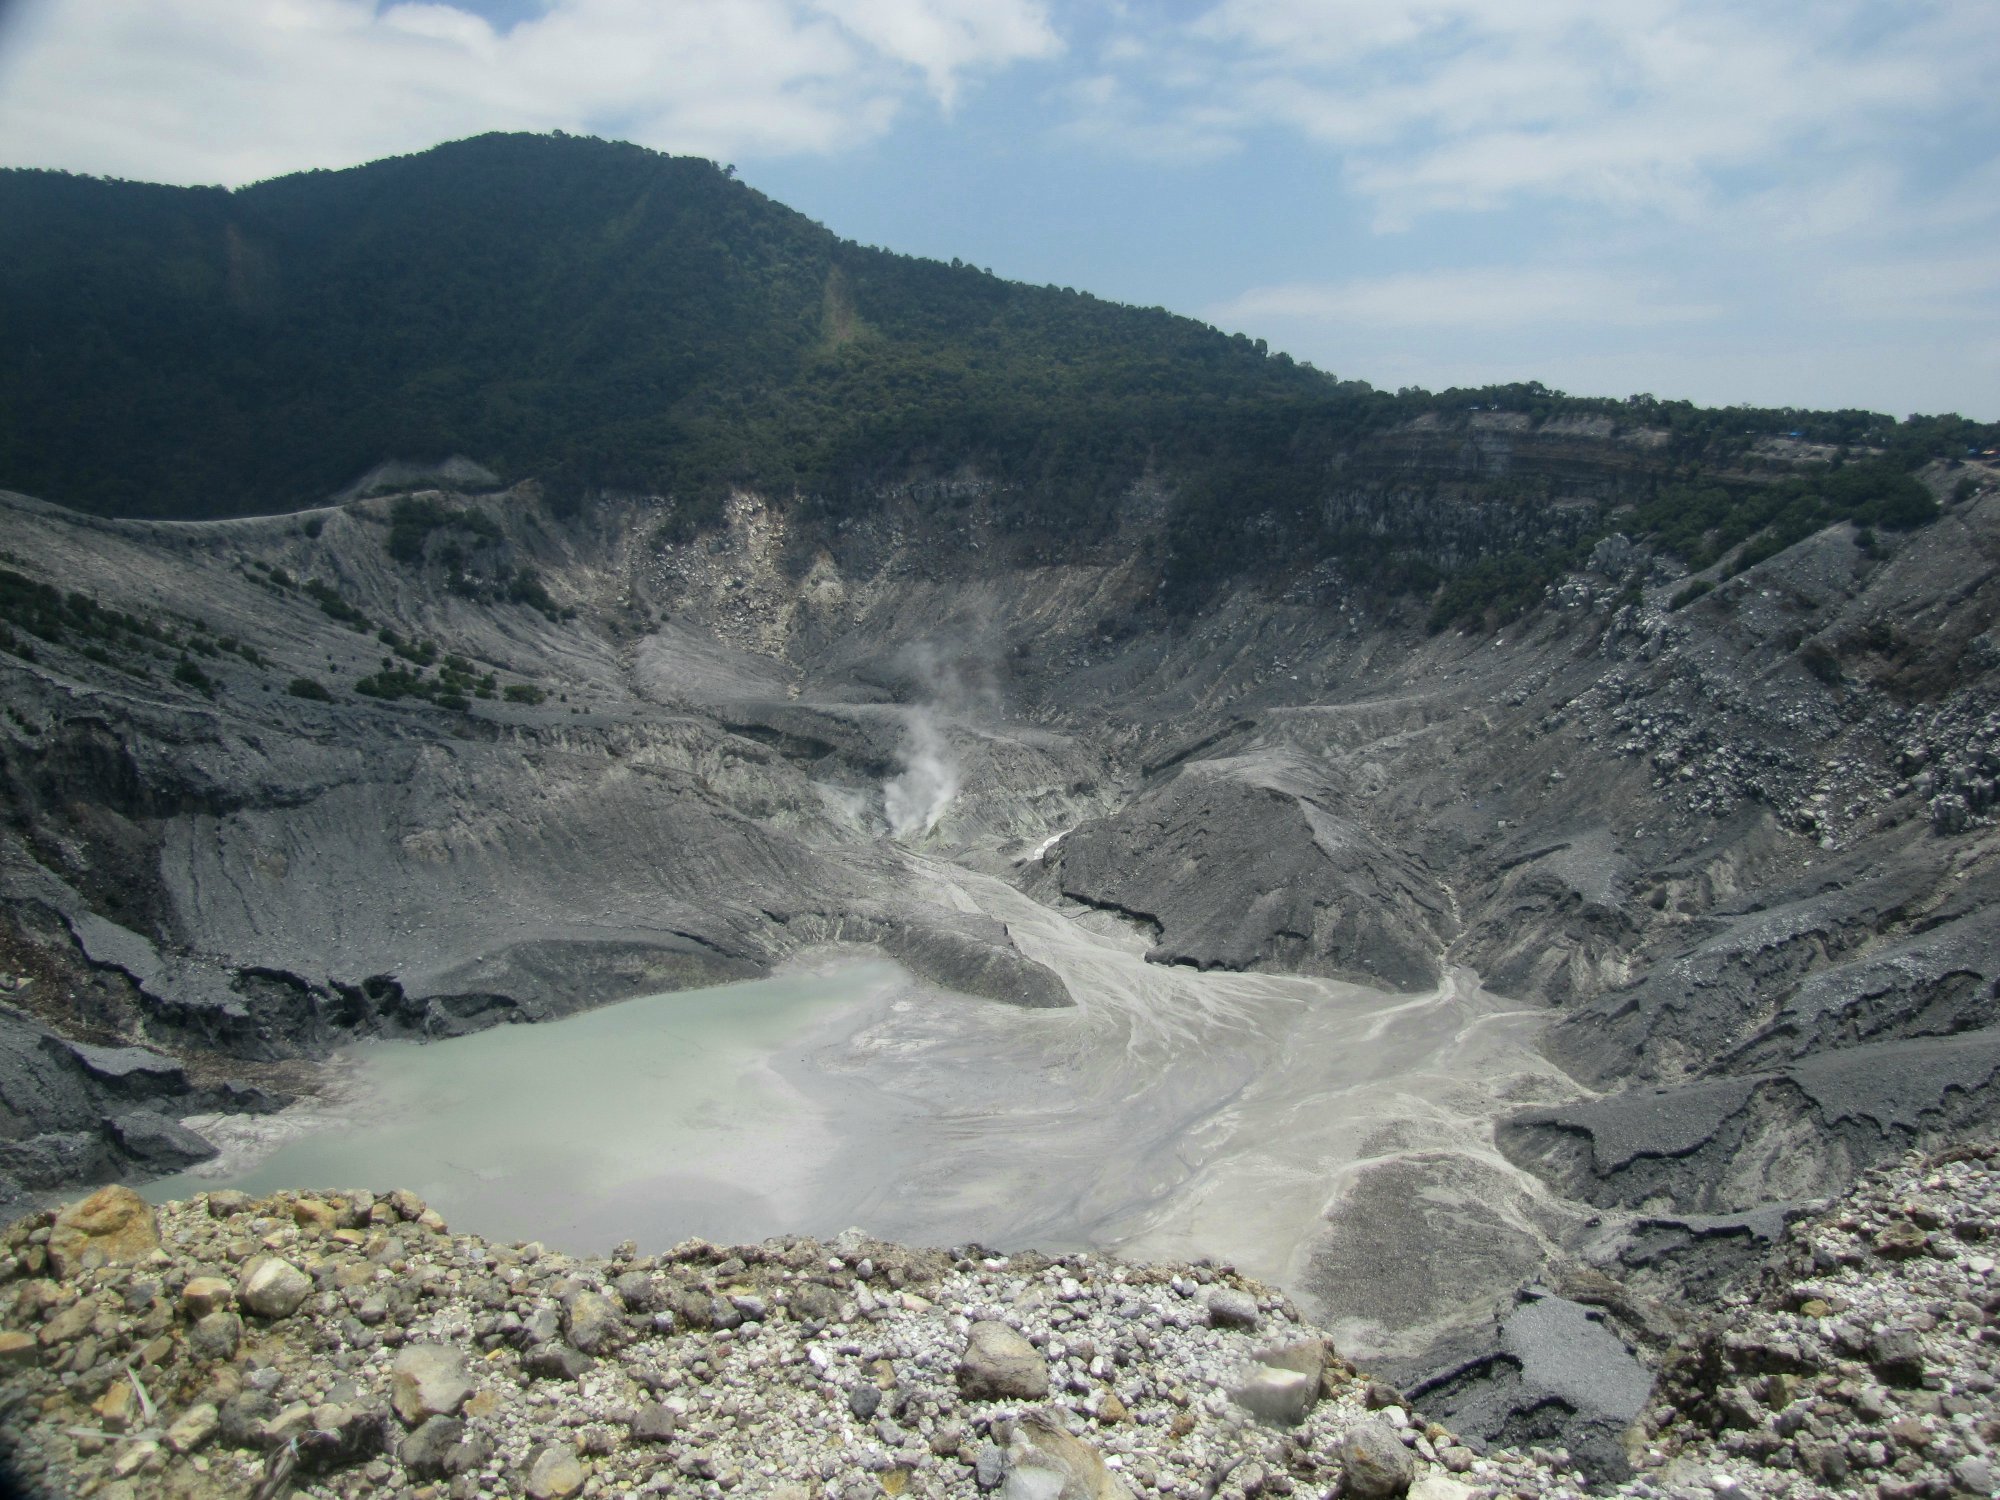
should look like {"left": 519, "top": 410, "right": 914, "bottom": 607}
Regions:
{"left": 2, "top": 131, "right": 1995, "bottom": 620}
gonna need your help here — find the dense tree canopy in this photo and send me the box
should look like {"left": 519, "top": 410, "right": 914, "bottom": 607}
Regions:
{"left": 2, "top": 132, "right": 1993, "bottom": 620}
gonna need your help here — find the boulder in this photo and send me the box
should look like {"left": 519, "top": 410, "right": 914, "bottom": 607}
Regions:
{"left": 1206, "top": 1288, "right": 1260, "bottom": 1330}
{"left": 291, "top": 1198, "right": 340, "bottom": 1233}
{"left": 523, "top": 1344, "right": 591, "bottom": 1381}
{"left": 1339, "top": 1417, "right": 1416, "bottom": 1498}
{"left": 956, "top": 1320, "right": 1048, "bottom": 1402}
{"left": 789, "top": 1282, "right": 839, "bottom": 1323}
{"left": 47, "top": 1185, "right": 158, "bottom": 1276}
{"left": 1001, "top": 1410, "right": 1133, "bottom": 1500}
{"left": 164, "top": 1403, "right": 219, "bottom": 1455}
{"left": 106, "top": 1110, "right": 217, "bottom": 1171}
{"left": 629, "top": 1402, "right": 677, "bottom": 1443}
{"left": 238, "top": 1257, "right": 312, "bottom": 1319}
{"left": 391, "top": 1343, "right": 475, "bottom": 1426}
{"left": 188, "top": 1310, "right": 243, "bottom": 1361}
{"left": 525, "top": 1444, "right": 587, "bottom": 1500}
{"left": 561, "top": 1288, "right": 622, "bottom": 1354}
{"left": 398, "top": 1415, "right": 466, "bottom": 1477}
{"left": 298, "top": 1406, "right": 391, "bottom": 1475}
{"left": 1408, "top": 1479, "right": 1476, "bottom": 1500}
{"left": 1233, "top": 1367, "right": 1318, "bottom": 1426}
{"left": 179, "top": 1275, "right": 234, "bottom": 1318}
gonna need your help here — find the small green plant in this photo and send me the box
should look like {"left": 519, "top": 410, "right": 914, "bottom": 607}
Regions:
{"left": 173, "top": 656, "right": 217, "bottom": 696}
{"left": 304, "top": 579, "right": 371, "bottom": 631}
{"left": 287, "top": 676, "right": 333, "bottom": 701}
{"left": 1669, "top": 579, "right": 1714, "bottom": 610}
{"left": 503, "top": 683, "right": 547, "bottom": 705}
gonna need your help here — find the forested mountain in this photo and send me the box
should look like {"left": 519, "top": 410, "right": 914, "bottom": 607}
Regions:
{"left": 2, "top": 131, "right": 1994, "bottom": 618}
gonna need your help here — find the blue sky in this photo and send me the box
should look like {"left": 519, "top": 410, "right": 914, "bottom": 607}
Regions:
{"left": 2, "top": 0, "right": 1995, "bottom": 418}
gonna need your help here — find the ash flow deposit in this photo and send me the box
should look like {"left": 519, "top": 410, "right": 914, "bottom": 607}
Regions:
{"left": 0, "top": 133, "right": 1998, "bottom": 1500}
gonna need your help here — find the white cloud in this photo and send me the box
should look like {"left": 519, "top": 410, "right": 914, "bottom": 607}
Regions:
{"left": 0, "top": 0, "right": 1060, "bottom": 184}
{"left": 1084, "top": 0, "right": 2000, "bottom": 224}
{"left": 813, "top": 0, "right": 1058, "bottom": 107}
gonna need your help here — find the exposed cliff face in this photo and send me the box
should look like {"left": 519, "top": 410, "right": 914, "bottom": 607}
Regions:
{"left": 0, "top": 446, "right": 1998, "bottom": 1377}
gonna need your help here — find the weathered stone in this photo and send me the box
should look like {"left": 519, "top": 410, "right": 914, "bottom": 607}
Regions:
{"left": 1001, "top": 1411, "right": 1132, "bottom": 1500}
{"left": 974, "top": 1443, "right": 1006, "bottom": 1491}
{"left": 265, "top": 1400, "right": 315, "bottom": 1446}
{"left": 38, "top": 1298, "right": 96, "bottom": 1346}
{"left": 93, "top": 1379, "right": 138, "bottom": 1431}
{"left": 179, "top": 1275, "right": 234, "bottom": 1318}
{"left": 292, "top": 1198, "right": 339, "bottom": 1233}
{"left": 399, "top": 1415, "right": 466, "bottom": 1477}
{"left": 525, "top": 1443, "right": 586, "bottom": 1500}
{"left": 218, "top": 1391, "right": 278, "bottom": 1449}
{"left": 298, "top": 1406, "right": 391, "bottom": 1475}
{"left": 1339, "top": 1416, "right": 1416, "bottom": 1499}
{"left": 391, "top": 1343, "right": 475, "bottom": 1426}
{"left": 614, "top": 1271, "right": 668, "bottom": 1313}
{"left": 188, "top": 1310, "right": 242, "bottom": 1361}
{"left": 109, "top": 1440, "right": 158, "bottom": 1480}
{"left": 47, "top": 1186, "right": 158, "bottom": 1278}
{"left": 205, "top": 1190, "right": 252, "bottom": 1217}
{"left": 957, "top": 1320, "right": 1048, "bottom": 1401}
{"left": 0, "top": 1331, "right": 36, "bottom": 1368}
{"left": 164, "top": 1403, "right": 219, "bottom": 1455}
{"left": 1407, "top": 1478, "right": 1477, "bottom": 1500}
{"left": 238, "top": 1256, "right": 312, "bottom": 1319}
{"left": 1867, "top": 1326, "right": 1927, "bottom": 1387}
{"left": 629, "top": 1402, "right": 677, "bottom": 1443}
{"left": 1206, "top": 1288, "right": 1260, "bottom": 1330}
{"left": 1232, "top": 1367, "right": 1317, "bottom": 1426}
{"left": 561, "top": 1289, "right": 622, "bottom": 1354}
{"left": 1257, "top": 1337, "right": 1330, "bottom": 1378}
{"left": 523, "top": 1344, "right": 591, "bottom": 1381}
{"left": 1875, "top": 1221, "right": 1930, "bottom": 1259}
{"left": 789, "top": 1282, "right": 839, "bottom": 1323}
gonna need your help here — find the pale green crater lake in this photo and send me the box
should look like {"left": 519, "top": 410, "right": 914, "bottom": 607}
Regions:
{"left": 148, "top": 961, "right": 920, "bottom": 1251}
{"left": 143, "top": 889, "right": 1577, "bottom": 1362}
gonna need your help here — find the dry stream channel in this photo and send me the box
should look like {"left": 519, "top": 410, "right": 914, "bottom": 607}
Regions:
{"left": 153, "top": 865, "right": 1589, "bottom": 1359}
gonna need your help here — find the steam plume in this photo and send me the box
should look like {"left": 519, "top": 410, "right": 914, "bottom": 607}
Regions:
{"left": 884, "top": 707, "right": 959, "bottom": 839}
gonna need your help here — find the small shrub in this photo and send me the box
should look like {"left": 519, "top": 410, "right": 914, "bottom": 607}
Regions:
{"left": 287, "top": 676, "right": 332, "bottom": 701}
{"left": 173, "top": 656, "right": 216, "bottom": 696}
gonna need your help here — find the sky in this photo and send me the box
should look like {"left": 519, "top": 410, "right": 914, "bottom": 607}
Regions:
{"left": 0, "top": 0, "right": 1995, "bottom": 420}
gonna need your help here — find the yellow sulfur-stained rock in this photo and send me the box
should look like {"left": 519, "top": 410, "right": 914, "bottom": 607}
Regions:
{"left": 47, "top": 1187, "right": 159, "bottom": 1278}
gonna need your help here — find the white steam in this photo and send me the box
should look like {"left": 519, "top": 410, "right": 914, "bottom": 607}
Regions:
{"left": 883, "top": 707, "right": 959, "bottom": 840}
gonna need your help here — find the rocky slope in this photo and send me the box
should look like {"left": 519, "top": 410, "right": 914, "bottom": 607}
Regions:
{"left": 0, "top": 1140, "right": 1994, "bottom": 1500}
{"left": 1, "top": 436, "right": 1999, "bottom": 1480}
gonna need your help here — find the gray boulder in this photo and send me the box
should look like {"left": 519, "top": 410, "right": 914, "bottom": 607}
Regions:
{"left": 390, "top": 1344, "right": 475, "bottom": 1426}
{"left": 1233, "top": 1367, "right": 1318, "bottom": 1426}
{"left": 1207, "top": 1288, "right": 1260, "bottom": 1330}
{"left": 561, "top": 1288, "right": 623, "bottom": 1354}
{"left": 397, "top": 1416, "right": 465, "bottom": 1478}
{"left": 1339, "top": 1417, "right": 1416, "bottom": 1498}
{"left": 956, "top": 1320, "right": 1048, "bottom": 1402}
{"left": 238, "top": 1256, "right": 312, "bottom": 1319}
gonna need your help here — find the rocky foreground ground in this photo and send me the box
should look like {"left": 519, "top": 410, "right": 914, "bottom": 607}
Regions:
{"left": 0, "top": 1145, "right": 1995, "bottom": 1500}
